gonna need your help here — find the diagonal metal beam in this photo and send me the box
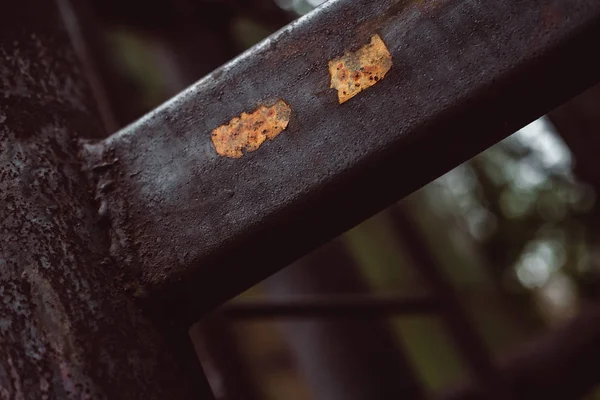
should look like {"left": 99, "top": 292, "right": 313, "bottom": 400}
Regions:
{"left": 82, "top": 0, "right": 600, "bottom": 324}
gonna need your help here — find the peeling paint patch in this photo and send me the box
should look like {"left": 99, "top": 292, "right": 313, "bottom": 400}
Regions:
{"left": 329, "top": 34, "right": 392, "bottom": 104}
{"left": 211, "top": 100, "right": 292, "bottom": 158}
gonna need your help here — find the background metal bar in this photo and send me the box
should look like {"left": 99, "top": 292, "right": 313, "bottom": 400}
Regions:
{"left": 83, "top": 0, "right": 600, "bottom": 324}
{"left": 0, "top": 1, "right": 212, "bottom": 398}
{"left": 262, "top": 239, "right": 426, "bottom": 400}
{"left": 220, "top": 295, "right": 438, "bottom": 319}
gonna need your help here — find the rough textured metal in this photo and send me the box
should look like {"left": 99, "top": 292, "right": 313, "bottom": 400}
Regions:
{"left": 83, "top": 0, "right": 600, "bottom": 322}
{"left": 0, "top": 1, "right": 212, "bottom": 399}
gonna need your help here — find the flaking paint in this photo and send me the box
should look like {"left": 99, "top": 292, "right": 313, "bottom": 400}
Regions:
{"left": 211, "top": 100, "right": 292, "bottom": 158}
{"left": 328, "top": 34, "right": 392, "bottom": 104}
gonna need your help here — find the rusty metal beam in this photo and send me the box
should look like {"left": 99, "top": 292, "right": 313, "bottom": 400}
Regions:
{"left": 0, "top": 1, "right": 212, "bottom": 398}
{"left": 83, "top": 0, "right": 600, "bottom": 324}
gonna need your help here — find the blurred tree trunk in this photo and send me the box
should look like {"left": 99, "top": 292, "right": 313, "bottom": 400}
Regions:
{"left": 264, "top": 239, "right": 426, "bottom": 400}
{"left": 467, "top": 159, "right": 544, "bottom": 331}
{"left": 549, "top": 84, "right": 600, "bottom": 189}
{"left": 387, "top": 205, "right": 509, "bottom": 399}
{"left": 82, "top": 0, "right": 293, "bottom": 128}
{"left": 548, "top": 84, "right": 600, "bottom": 297}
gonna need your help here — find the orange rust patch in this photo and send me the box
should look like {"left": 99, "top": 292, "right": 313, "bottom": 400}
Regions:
{"left": 211, "top": 100, "right": 292, "bottom": 158}
{"left": 328, "top": 34, "right": 392, "bottom": 104}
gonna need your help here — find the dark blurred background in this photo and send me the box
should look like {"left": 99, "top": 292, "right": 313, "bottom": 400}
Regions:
{"left": 80, "top": 0, "right": 600, "bottom": 398}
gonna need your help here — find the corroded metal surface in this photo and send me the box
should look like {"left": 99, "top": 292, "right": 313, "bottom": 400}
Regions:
{"left": 329, "top": 34, "right": 392, "bottom": 104}
{"left": 84, "top": 0, "right": 600, "bottom": 323}
{"left": 0, "top": 1, "right": 211, "bottom": 398}
{"left": 211, "top": 100, "right": 291, "bottom": 158}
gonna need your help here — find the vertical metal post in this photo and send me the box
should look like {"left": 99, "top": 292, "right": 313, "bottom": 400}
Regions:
{"left": 388, "top": 206, "right": 506, "bottom": 399}
{"left": 0, "top": 1, "right": 212, "bottom": 398}
{"left": 192, "top": 315, "right": 261, "bottom": 400}
{"left": 265, "top": 239, "right": 425, "bottom": 400}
